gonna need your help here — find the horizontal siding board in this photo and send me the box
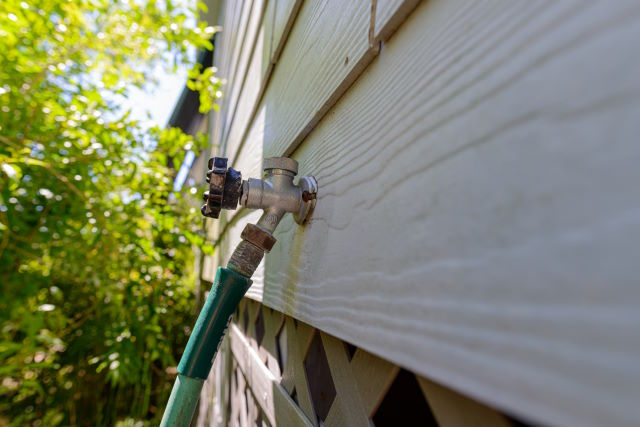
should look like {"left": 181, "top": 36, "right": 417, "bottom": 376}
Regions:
{"left": 216, "top": 0, "right": 248, "bottom": 90}
{"left": 248, "top": 0, "right": 377, "bottom": 159}
{"left": 219, "top": 0, "right": 374, "bottom": 228}
{"left": 220, "top": 0, "right": 269, "bottom": 153}
{"left": 221, "top": 0, "right": 302, "bottom": 165}
{"left": 212, "top": 0, "right": 238, "bottom": 79}
{"left": 222, "top": 0, "right": 253, "bottom": 94}
{"left": 243, "top": 1, "right": 640, "bottom": 426}
{"left": 271, "top": 0, "right": 303, "bottom": 63}
{"left": 216, "top": 101, "right": 266, "bottom": 292}
{"left": 224, "top": 18, "right": 273, "bottom": 164}
{"left": 374, "top": 0, "right": 421, "bottom": 42}
{"left": 207, "top": 0, "right": 243, "bottom": 159}
{"left": 211, "top": 0, "right": 251, "bottom": 154}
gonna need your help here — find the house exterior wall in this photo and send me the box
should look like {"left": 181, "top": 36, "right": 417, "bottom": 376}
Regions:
{"left": 196, "top": 1, "right": 640, "bottom": 426}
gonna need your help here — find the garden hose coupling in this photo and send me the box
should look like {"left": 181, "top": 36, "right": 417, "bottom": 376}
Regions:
{"left": 201, "top": 156, "right": 317, "bottom": 277}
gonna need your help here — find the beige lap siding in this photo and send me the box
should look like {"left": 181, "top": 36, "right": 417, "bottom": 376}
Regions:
{"left": 200, "top": 0, "right": 640, "bottom": 426}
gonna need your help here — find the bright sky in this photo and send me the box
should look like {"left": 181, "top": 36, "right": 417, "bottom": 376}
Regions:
{"left": 124, "top": 0, "right": 196, "bottom": 128}
{"left": 120, "top": 59, "right": 199, "bottom": 193}
{"left": 125, "top": 64, "right": 188, "bottom": 128}
{"left": 120, "top": 0, "right": 201, "bottom": 192}
{"left": 122, "top": 61, "right": 199, "bottom": 192}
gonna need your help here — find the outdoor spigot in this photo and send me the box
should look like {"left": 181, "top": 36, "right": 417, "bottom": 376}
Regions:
{"left": 201, "top": 156, "right": 317, "bottom": 226}
{"left": 160, "top": 157, "right": 317, "bottom": 427}
{"left": 200, "top": 156, "right": 317, "bottom": 277}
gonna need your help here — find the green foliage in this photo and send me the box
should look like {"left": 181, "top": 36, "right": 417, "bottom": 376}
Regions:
{"left": 0, "top": 0, "right": 221, "bottom": 425}
{"left": 187, "top": 63, "right": 224, "bottom": 113}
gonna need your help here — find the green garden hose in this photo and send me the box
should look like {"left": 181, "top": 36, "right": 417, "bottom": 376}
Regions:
{"left": 160, "top": 266, "right": 251, "bottom": 427}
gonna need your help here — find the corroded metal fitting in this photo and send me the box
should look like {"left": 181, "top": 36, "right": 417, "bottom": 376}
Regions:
{"left": 295, "top": 176, "right": 318, "bottom": 225}
{"left": 228, "top": 240, "right": 264, "bottom": 278}
{"left": 241, "top": 224, "right": 276, "bottom": 252}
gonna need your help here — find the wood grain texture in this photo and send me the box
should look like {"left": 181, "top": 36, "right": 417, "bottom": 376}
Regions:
{"left": 218, "top": 0, "right": 373, "bottom": 228}
{"left": 245, "top": 0, "right": 377, "bottom": 159}
{"left": 223, "top": 20, "right": 273, "bottom": 164}
{"left": 211, "top": 0, "right": 239, "bottom": 80}
{"left": 229, "top": 324, "right": 314, "bottom": 427}
{"left": 207, "top": 0, "right": 271, "bottom": 283}
{"left": 218, "top": 0, "right": 302, "bottom": 166}
{"left": 220, "top": 0, "right": 269, "bottom": 153}
{"left": 270, "top": 0, "right": 303, "bottom": 63}
{"left": 238, "top": 1, "right": 640, "bottom": 426}
{"left": 219, "top": 0, "right": 273, "bottom": 152}
{"left": 207, "top": 0, "right": 243, "bottom": 173}
{"left": 202, "top": 1, "right": 249, "bottom": 283}
{"left": 217, "top": 0, "right": 250, "bottom": 94}
{"left": 210, "top": 0, "right": 243, "bottom": 105}
{"left": 221, "top": 0, "right": 252, "bottom": 92}
{"left": 373, "top": 0, "right": 421, "bottom": 42}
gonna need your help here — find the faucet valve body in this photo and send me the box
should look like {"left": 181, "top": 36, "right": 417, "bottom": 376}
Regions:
{"left": 204, "top": 156, "right": 317, "bottom": 276}
{"left": 201, "top": 156, "right": 317, "bottom": 227}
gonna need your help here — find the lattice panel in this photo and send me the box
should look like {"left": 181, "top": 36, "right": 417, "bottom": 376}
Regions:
{"left": 198, "top": 299, "right": 533, "bottom": 427}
